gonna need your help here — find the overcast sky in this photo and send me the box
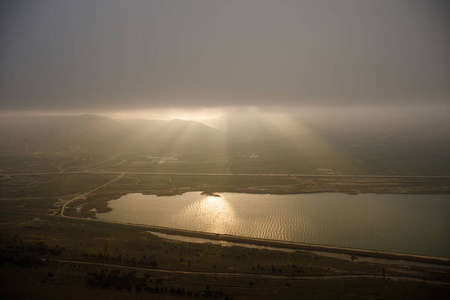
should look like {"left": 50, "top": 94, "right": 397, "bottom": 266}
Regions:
{"left": 1, "top": 0, "right": 449, "bottom": 114}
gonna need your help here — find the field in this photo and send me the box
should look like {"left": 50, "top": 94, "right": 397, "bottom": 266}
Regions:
{"left": 1, "top": 147, "right": 450, "bottom": 299}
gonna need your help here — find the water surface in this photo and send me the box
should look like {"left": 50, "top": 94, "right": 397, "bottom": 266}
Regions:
{"left": 99, "top": 192, "right": 450, "bottom": 257}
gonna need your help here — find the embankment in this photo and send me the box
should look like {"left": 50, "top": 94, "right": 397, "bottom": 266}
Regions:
{"left": 62, "top": 214, "right": 450, "bottom": 266}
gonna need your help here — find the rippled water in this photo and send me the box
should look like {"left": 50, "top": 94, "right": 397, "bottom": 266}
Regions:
{"left": 99, "top": 192, "right": 450, "bottom": 257}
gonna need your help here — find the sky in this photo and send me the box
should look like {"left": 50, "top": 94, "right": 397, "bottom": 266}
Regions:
{"left": 1, "top": 0, "right": 449, "bottom": 117}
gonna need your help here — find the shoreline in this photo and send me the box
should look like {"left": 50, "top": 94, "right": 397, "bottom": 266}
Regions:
{"left": 63, "top": 214, "right": 450, "bottom": 266}
{"left": 130, "top": 223, "right": 450, "bottom": 266}
{"left": 59, "top": 188, "right": 450, "bottom": 267}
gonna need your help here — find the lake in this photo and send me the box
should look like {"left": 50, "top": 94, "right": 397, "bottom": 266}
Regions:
{"left": 99, "top": 192, "right": 450, "bottom": 257}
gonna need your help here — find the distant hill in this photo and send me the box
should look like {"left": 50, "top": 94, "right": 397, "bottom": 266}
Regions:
{"left": 0, "top": 114, "right": 224, "bottom": 155}
{"left": 199, "top": 112, "right": 282, "bottom": 143}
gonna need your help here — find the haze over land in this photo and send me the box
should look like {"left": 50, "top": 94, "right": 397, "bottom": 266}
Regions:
{"left": 1, "top": 108, "right": 450, "bottom": 176}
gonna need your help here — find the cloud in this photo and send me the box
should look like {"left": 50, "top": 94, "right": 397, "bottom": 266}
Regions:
{"left": 1, "top": 0, "right": 449, "bottom": 112}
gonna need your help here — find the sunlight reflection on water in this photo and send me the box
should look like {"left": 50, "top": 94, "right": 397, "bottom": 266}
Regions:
{"left": 101, "top": 192, "right": 450, "bottom": 257}
{"left": 173, "top": 196, "right": 236, "bottom": 234}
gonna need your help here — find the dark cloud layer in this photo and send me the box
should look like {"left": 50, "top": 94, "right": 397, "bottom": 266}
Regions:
{"left": 1, "top": 0, "right": 449, "bottom": 112}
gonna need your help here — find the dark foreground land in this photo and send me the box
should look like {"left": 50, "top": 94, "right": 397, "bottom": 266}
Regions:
{"left": 1, "top": 194, "right": 450, "bottom": 300}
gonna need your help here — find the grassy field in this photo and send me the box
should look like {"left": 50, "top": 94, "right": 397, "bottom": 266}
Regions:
{"left": 93, "top": 173, "right": 450, "bottom": 198}
{"left": 0, "top": 173, "right": 119, "bottom": 198}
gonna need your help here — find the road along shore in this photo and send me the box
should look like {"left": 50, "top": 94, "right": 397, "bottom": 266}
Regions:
{"left": 58, "top": 213, "right": 450, "bottom": 267}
